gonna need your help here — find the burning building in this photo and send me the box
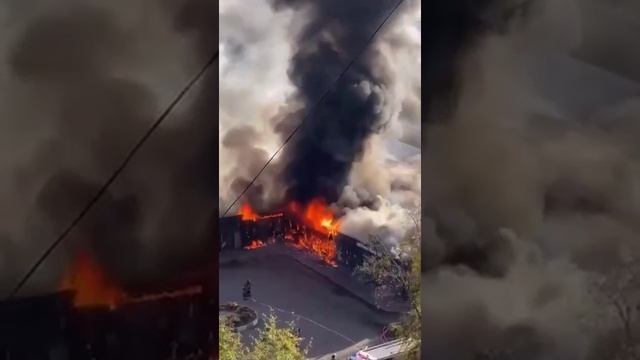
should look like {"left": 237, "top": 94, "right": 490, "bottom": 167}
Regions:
{"left": 0, "top": 253, "right": 216, "bottom": 360}
{"left": 0, "top": 291, "right": 74, "bottom": 359}
{"left": 219, "top": 199, "right": 373, "bottom": 270}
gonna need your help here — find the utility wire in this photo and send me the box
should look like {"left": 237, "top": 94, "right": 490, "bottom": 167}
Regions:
{"left": 221, "top": 0, "right": 406, "bottom": 218}
{"left": 7, "top": 51, "right": 219, "bottom": 300}
{"left": 251, "top": 298, "right": 356, "bottom": 344}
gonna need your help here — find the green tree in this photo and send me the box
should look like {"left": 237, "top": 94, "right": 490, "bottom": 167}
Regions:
{"left": 219, "top": 316, "right": 246, "bottom": 360}
{"left": 249, "top": 313, "right": 307, "bottom": 360}
{"left": 355, "top": 210, "right": 421, "bottom": 359}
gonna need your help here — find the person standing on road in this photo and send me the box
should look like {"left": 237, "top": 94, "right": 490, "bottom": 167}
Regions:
{"left": 243, "top": 280, "right": 252, "bottom": 300}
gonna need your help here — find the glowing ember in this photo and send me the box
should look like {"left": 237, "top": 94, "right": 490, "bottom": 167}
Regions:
{"left": 126, "top": 286, "right": 203, "bottom": 304}
{"left": 244, "top": 240, "right": 266, "bottom": 250}
{"left": 294, "top": 231, "right": 337, "bottom": 266}
{"left": 239, "top": 198, "right": 341, "bottom": 266}
{"left": 61, "top": 249, "right": 123, "bottom": 310}
{"left": 260, "top": 213, "right": 284, "bottom": 219}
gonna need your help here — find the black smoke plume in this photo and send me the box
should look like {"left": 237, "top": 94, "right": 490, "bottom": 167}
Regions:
{"left": 269, "top": 0, "right": 403, "bottom": 205}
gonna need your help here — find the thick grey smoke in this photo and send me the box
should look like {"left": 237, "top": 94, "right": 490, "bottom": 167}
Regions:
{"left": 218, "top": 0, "right": 296, "bottom": 214}
{"left": 0, "top": 0, "right": 216, "bottom": 295}
{"left": 424, "top": 0, "right": 640, "bottom": 358}
{"left": 218, "top": 0, "right": 420, "bottom": 248}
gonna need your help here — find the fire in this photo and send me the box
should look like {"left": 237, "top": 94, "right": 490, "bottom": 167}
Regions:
{"left": 244, "top": 240, "right": 266, "bottom": 250}
{"left": 239, "top": 203, "right": 283, "bottom": 221}
{"left": 292, "top": 231, "right": 337, "bottom": 266}
{"left": 61, "top": 249, "right": 123, "bottom": 309}
{"left": 294, "top": 198, "right": 341, "bottom": 236}
{"left": 239, "top": 203, "right": 259, "bottom": 221}
{"left": 239, "top": 198, "right": 341, "bottom": 266}
{"left": 61, "top": 250, "right": 206, "bottom": 310}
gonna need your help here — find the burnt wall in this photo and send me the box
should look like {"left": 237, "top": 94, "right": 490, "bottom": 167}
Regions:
{"left": 218, "top": 216, "right": 242, "bottom": 250}
{"left": 0, "top": 284, "right": 214, "bottom": 359}
{"left": 0, "top": 291, "right": 74, "bottom": 359}
{"left": 336, "top": 233, "right": 374, "bottom": 270}
{"left": 219, "top": 215, "right": 374, "bottom": 269}
{"left": 219, "top": 215, "right": 291, "bottom": 250}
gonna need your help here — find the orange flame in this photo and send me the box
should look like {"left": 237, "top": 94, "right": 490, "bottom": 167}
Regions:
{"left": 61, "top": 251, "right": 206, "bottom": 309}
{"left": 303, "top": 198, "right": 341, "bottom": 236}
{"left": 239, "top": 203, "right": 284, "bottom": 221}
{"left": 239, "top": 203, "right": 259, "bottom": 221}
{"left": 244, "top": 240, "right": 266, "bottom": 250}
{"left": 291, "top": 231, "right": 337, "bottom": 266}
{"left": 61, "top": 249, "right": 123, "bottom": 309}
{"left": 239, "top": 198, "right": 340, "bottom": 266}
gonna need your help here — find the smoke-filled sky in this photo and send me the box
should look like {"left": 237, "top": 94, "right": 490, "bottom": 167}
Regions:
{"left": 424, "top": 0, "right": 640, "bottom": 358}
{"left": 219, "top": 0, "right": 421, "bottom": 244}
{"left": 0, "top": 0, "right": 217, "bottom": 296}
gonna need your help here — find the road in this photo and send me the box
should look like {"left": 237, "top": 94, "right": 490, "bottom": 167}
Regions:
{"left": 219, "top": 249, "right": 397, "bottom": 357}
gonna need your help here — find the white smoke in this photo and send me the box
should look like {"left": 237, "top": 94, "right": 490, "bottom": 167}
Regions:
{"left": 218, "top": 0, "right": 295, "bottom": 212}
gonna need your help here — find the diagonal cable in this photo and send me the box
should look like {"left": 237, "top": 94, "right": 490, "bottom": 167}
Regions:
{"left": 220, "top": 0, "right": 406, "bottom": 218}
{"left": 7, "top": 51, "right": 219, "bottom": 300}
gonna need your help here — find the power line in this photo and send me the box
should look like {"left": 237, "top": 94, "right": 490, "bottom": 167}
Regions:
{"left": 251, "top": 298, "right": 356, "bottom": 344}
{"left": 7, "top": 51, "right": 219, "bottom": 300}
{"left": 221, "top": 0, "right": 406, "bottom": 218}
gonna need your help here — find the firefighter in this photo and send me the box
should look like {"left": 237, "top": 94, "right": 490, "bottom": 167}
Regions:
{"left": 243, "top": 280, "right": 252, "bottom": 300}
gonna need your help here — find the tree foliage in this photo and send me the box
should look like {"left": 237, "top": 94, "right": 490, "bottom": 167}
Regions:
{"left": 355, "top": 209, "right": 421, "bottom": 359}
{"left": 219, "top": 313, "right": 307, "bottom": 360}
{"left": 588, "top": 257, "right": 640, "bottom": 360}
{"left": 219, "top": 317, "right": 246, "bottom": 360}
{"left": 249, "top": 313, "right": 307, "bottom": 360}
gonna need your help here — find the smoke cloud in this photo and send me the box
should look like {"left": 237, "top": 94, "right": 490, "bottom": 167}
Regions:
{"left": 424, "top": 0, "right": 640, "bottom": 358}
{"left": 219, "top": 0, "right": 421, "bottom": 247}
{"left": 269, "top": 0, "right": 407, "bottom": 205}
{"left": 0, "top": 0, "right": 217, "bottom": 295}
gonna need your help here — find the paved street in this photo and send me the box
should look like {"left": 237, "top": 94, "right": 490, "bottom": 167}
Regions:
{"left": 219, "top": 247, "right": 397, "bottom": 357}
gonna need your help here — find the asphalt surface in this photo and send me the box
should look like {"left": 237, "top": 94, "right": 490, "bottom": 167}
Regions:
{"left": 219, "top": 249, "right": 397, "bottom": 357}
